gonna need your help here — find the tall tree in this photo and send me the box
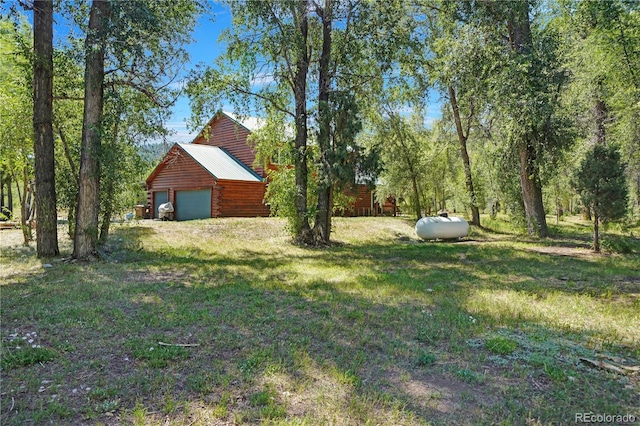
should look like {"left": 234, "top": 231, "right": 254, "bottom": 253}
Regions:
{"left": 364, "top": 107, "right": 431, "bottom": 221}
{"left": 33, "top": 0, "right": 59, "bottom": 257}
{"left": 188, "top": 0, "right": 315, "bottom": 242}
{"left": 506, "top": 2, "right": 549, "bottom": 237}
{"left": 312, "top": 0, "right": 333, "bottom": 244}
{"left": 190, "top": 0, "right": 397, "bottom": 244}
{"left": 73, "top": 0, "right": 201, "bottom": 259}
{"left": 0, "top": 17, "right": 34, "bottom": 244}
{"left": 419, "top": 5, "right": 492, "bottom": 226}
{"left": 560, "top": 0, "right": 640, "bottom": 212}
{"left": 573, "top": 145, "right": 628, "bottom": 252}
{"left": 448, "top": 85, "right": 480, "bottom": 225}
{"left": 73, "top": 0, "right": 110, "bottom": 260}
{"left": 446, "top": 1, "right": 572, "bottom": 236}
{"left": 291, "top": 0, "right": 313, "bottom": 242}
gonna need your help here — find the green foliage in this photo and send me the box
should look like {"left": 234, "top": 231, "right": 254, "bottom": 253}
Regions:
{"left": 1, "top": 346, "right": 57, "bottom": 369}
{"left": 559, "top": 0, "right": 640, "bottom": 213}
{"left": 0, "top": 16, "right": 34, "bottom": 240}
{"left": 125, "top": 338, "right": 190, "bottom": 368}
{"left": 264, "top": 166, "right": 317, "bottom": 236}
{"left": 573, "top": 145, "right": 628, "bottom": 223}
{"left": 416, "top": 350, "right": 437, "bottom": 367}
{"left": 600, "top": 235, "right": 639, "bottom": 254}
{"left": 364, "top": 110, "right": 439, "bottom": 219}
{"left": 484, "top": 336, "right": 518, "bottom": 356}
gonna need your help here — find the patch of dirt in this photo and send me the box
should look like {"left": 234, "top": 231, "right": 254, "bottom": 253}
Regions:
{"left": 376, "top": 366, "right": 499, "bottom": 423}
{"left": 527, "top": 245, "right": 600, "bottom": 259}
{"left": 122, "top": 270, "right": 188, "bottom": 284}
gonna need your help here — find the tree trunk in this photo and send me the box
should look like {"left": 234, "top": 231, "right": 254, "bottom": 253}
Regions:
{"left": 593, "top": 212, "right": 600, "bottom": 252}
{"left": 6, "top": 175, "right": 12, "bottom": 219}
{"left": 448, "top": 86, "right": 480, "bottom": 226}
{"left": 20, "top": 170, "right": 33, "bottom": 245}
{"left": 98, "top": 115, "right": 120, "bottom": 244}
{"left": 98, "top": 179, "right": 113, "bottom": 244}
{"left": 388, "top": 112, "right": 422, "bottom": 220}
{"left": 0, "top": 172, "right": 5, "bottom": 218}
{"left": 412, "top": 175, "right": 422, "bottom": 220}
{"left": 74, "top": 0, "right": 110, "bottom": 260}
{"left": 594, "top": 98, "right": 607, "bottom": 146}
{"left": 0, "top": 171, "right": 10, "bottom": 219}
{"left": 33, "top": 0, "right": 59, "bottom": 257}
{"left": 508, "top": 3, "right": 548, "bottom": 238}
{"left": 518, "top": 139, "right": 548, "bottom": 237}
{"left": 292, "top": 0, "right": 312, "bottom": 243}
{"left": 54, "top": 121, "right": 78, "bottom": 238}
{"left": 313, "top": 0, "right": 333, "bottom": 245}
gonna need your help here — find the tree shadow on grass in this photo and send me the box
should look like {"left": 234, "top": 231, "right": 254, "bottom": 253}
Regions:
{"left": 1, "top": 223, "right": 638, "bottom": 425}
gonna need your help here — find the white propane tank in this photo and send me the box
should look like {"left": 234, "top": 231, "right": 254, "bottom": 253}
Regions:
{"left": 415, "top": 216, "right": 469, "bottom": 240}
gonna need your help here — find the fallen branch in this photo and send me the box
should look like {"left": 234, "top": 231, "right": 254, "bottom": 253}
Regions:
{"left": 157, "top": 341, "right": 200, "bottom": 348}
{"left": 579, "top": 357, "right": 640, "bottom": 375}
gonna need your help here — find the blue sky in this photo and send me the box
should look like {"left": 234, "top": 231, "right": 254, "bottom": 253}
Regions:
{"left": 10, "top": 1, "right": 442, "bottom": 144}
{"left": 140, "top": 3, "right": 235, "bottom": 143}
{"left": 164, "top": 3, "right": 441, "bottom": 144}
{"left": 165, "top": 3, "right": 231, "bottom": 143}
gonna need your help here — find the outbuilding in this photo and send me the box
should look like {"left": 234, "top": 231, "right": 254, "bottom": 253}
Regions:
{"left": 146, "top": 111, "right": 397, "bottom": 220}
{"left": 145, "top": 112, "right": 270, "bottom": 220}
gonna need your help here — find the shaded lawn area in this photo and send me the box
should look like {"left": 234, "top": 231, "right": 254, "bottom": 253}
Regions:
{"left": 1, "top": 216, "right": 638, "bottom": 425}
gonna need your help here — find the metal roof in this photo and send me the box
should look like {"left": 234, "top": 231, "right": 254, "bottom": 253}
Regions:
{"left": 178, "top": 143, "right": 263, "bottom": 182}
{"left": 223, "top": 111, "right": 264, "bottom": 132}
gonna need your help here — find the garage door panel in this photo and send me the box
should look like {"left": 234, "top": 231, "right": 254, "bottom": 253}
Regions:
{"left": 176, "top": 189, "right": 211, "bottom": 221}
{"left": 153, "top": 191, "right": 168, "bottom": 219}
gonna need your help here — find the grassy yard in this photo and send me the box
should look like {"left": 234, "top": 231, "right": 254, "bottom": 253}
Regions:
{"left": 1, "top": 215, "right": 639, "bottom": 425}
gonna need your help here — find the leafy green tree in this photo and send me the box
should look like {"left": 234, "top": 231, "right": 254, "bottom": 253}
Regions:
{"left": 190, "top": 0, "right": 388, "bottom": 244}
{"left": 52, "top": 47, "right": 84, "bottom": 239}
{"left": 98, "top": 89, "right": 165, "bottom": 243}
{"left": 559, "top": 0, "right": 640, "bottom": 214}
{"left": 364, "top": 107, "right": 433, "bottom": 220}
{"left": 425, "top": 9, "right": 501, "bottom": 226}
{"left": 0, "top": 16, "right": 35, "bottom": 244}
{"left": 188, "top": 0, "right": 314, "bottom": 242}
{"left": 573, "top": 144, "right": 628, "bottom": 252}
{"left": 73, "top": 0, "right": 201, "bottom": 260}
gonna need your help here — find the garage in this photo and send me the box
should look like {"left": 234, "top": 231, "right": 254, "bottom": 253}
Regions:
{"left": 153, "top": 191, "right": 168, "bottom": 219}
{"left": 175, "top": 189, "right": 211, "bottom": 221}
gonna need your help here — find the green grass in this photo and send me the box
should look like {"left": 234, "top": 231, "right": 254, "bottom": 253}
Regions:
{"left": 484, "top": 336, "right": 519, "bottom": 356}
{"left": 1, "top": 215, "right": 639, "bottom": 425}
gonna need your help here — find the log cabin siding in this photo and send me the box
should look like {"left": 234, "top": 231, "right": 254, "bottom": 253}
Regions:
{"left": 337, "top": 185, "right": 374, "bottom": 217}
{"left": 351, "top": 185, "right": 374, "bottom": 216}
{"left": 217, "top": 180, "right": 270, "bottom": 217}
{"left": 147, "top": 145, "right": 216, "bottom": 191}
{"left": 147, "top": 145, "right": 216, "bottom": 217}
{"left": 338, "top": 185, "right": 398, "bottom": 217}
{"left": 193, "top": 114, "right": 265, "bottom": 177}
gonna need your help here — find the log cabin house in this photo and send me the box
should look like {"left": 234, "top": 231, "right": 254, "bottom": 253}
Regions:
{"left": 145, "top": 111, "right": 396, "bottom": 220}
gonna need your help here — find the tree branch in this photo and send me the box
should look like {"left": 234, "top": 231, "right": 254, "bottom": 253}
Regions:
{"left": 224, "top": 81, "right": 294, "bottom": 118}
{"left": 53, "top": 120, "right": 78, "bottom": 178}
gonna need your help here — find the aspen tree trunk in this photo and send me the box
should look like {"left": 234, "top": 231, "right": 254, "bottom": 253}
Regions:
{"left": 448, "top": 86, "right": 480, "bottom": 226}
